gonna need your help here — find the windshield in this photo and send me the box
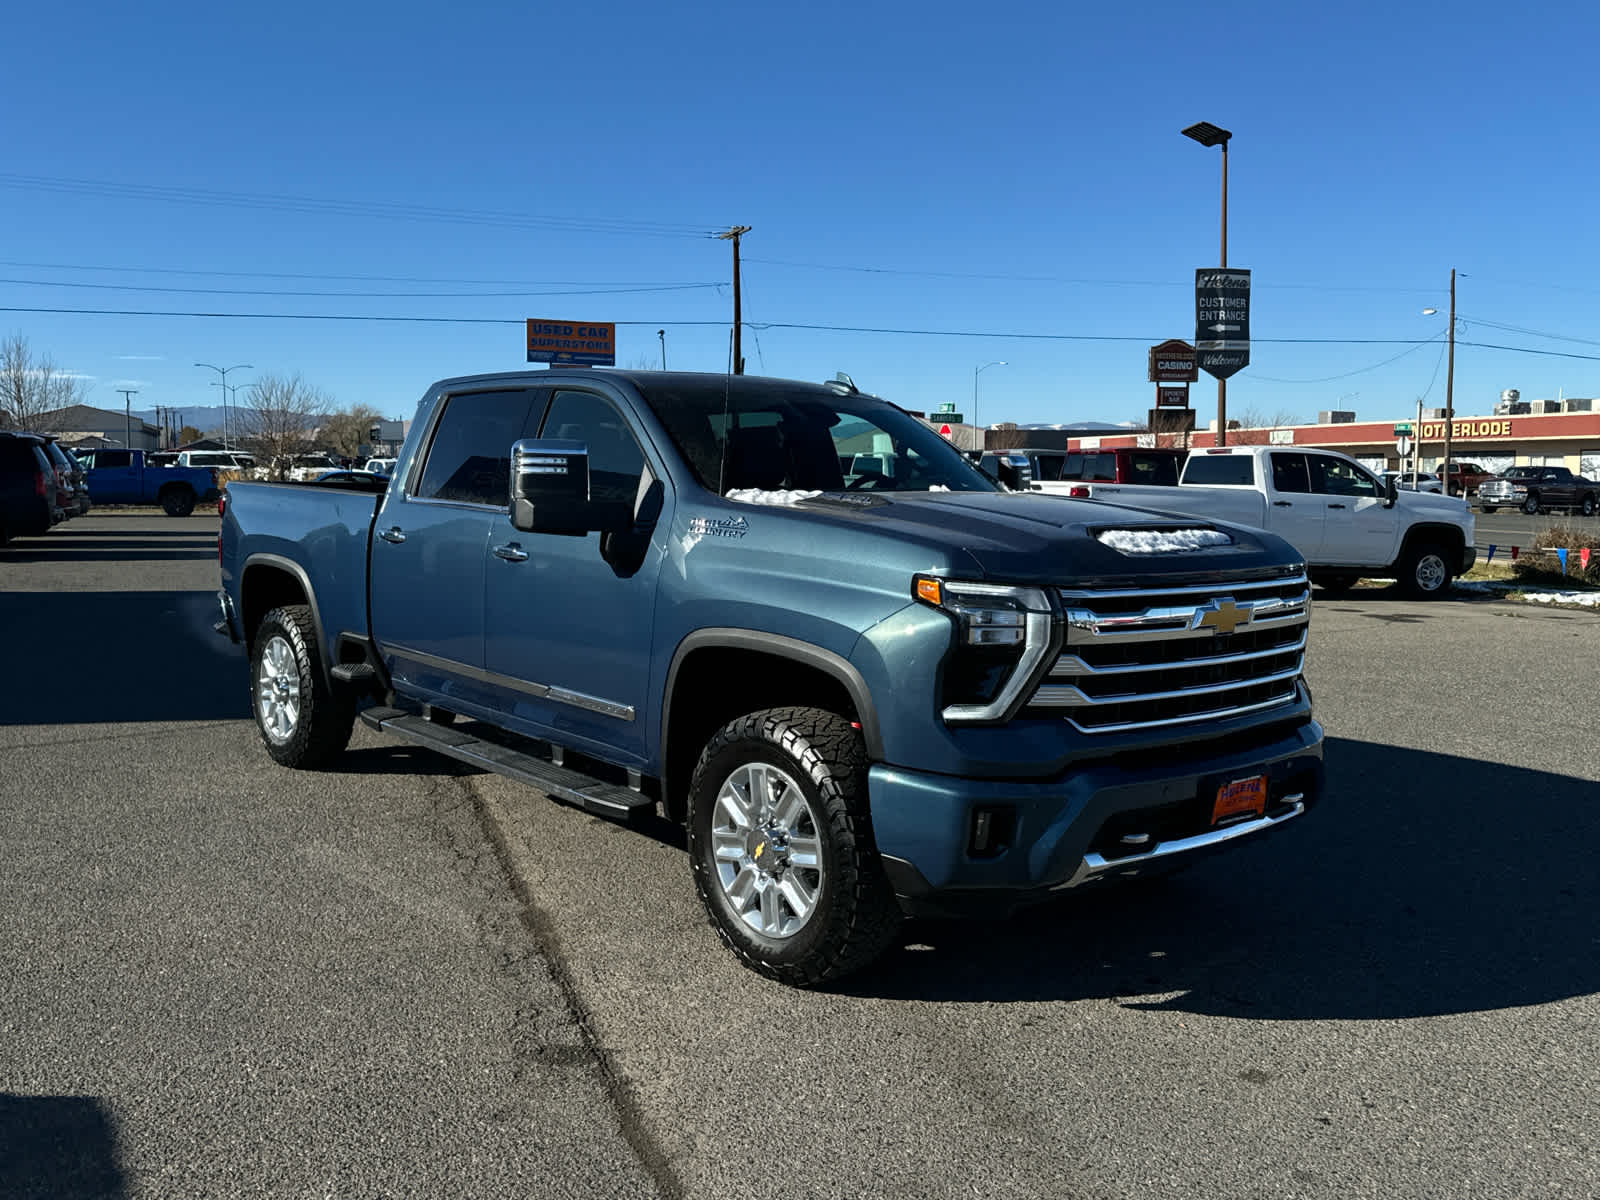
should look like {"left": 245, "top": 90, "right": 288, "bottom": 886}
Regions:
{"left": 1502, "top": 467, "right": 1540, "bottom": 479}
{"left": 639, "top": 377, "right": 999, "bottom": 495}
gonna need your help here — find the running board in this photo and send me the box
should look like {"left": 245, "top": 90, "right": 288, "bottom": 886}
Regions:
{"left": 360, "top": 706, "right": 654, "bottom": 820}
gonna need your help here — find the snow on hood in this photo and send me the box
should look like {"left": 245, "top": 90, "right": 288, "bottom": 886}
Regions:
{"left": 725, "top": 488, "right": 823, "bottom": 506}
{"left": 1095, "top": 527, "right": 1235, "bottom": 555}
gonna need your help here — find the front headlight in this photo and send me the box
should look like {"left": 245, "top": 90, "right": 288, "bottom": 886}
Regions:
{"left": 914, "top": 576, "right": 1058, "bottom": 723}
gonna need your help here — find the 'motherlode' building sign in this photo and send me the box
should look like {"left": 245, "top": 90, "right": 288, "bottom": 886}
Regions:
{"left": 526, "top": 320, "right": 615, "bottom": 366}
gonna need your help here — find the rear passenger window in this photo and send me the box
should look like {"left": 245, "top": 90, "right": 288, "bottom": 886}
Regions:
{"left": 1183, "top": 454, "right": 1255, "bottom": 486}
{"left": 96, "top": 451, "right": 132, "bottom": 469}
{"left": 1085, "top": 453, "right": 1116, "bottom": 481}
{"left": 1270, "top": 452, "right": 1312, "bottom": 493}
{"left": 415, "top": 389, "right": 540, "bottom": 506}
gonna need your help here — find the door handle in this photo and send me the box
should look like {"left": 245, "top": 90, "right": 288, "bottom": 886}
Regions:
{"left": 493, "top": 542, "right": 529, "bottom": 562}
{"left": 1272, "top": 500, "right": 1293, "bottom": 507}
{"left": 1327, "top": 503, "right": 1347, "bottom": 510}
{"left": 378, "top": 526, "right": 406, "bottom": 544}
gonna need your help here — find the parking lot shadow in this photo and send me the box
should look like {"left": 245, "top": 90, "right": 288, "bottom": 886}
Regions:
{"left": 846, "top": 736, "right": 1600, "bottom": 1020}
{"left": 0, "top": 1094, "right": 127, "bottom": 1199}
{"left": 0, "top": 591, "right": 248, "bottom": 725}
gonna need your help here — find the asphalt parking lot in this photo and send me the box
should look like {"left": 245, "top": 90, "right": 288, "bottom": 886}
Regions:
{"left": 3, "top": 511, "right": 1597, "bottom": 1199}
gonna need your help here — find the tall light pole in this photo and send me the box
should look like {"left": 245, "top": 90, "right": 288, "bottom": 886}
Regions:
{"left": 1182, "top": 121, "right": 1232, "bottom": 445}
{"left": 658, "top": 329, "right": 667, "bottom": 370}
{"left": 974, "top": 360, "right": 1006, "bottom": 431}
{"left": 1423, "top": 274, "right": 1457, "bottom": 487}
{"left": 196, "top": 362, "right": 251, "bottom": 448}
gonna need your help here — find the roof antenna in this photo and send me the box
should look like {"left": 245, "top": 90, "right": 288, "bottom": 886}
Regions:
{"left": 717, "top": 327, "right": 735, "bottom": 496}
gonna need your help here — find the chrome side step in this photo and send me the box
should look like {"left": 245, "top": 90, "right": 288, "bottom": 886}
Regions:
{"left": 359, "top": 706, "right": 654, "bottom": 821}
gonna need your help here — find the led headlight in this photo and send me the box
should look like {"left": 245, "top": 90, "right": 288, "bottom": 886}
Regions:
{"left": 914, "top": 576, "right": 1057, "bottom": 723}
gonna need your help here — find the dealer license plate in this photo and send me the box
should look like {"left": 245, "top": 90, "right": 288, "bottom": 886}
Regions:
{"left": 1211, "top": 775, "right": 1267, "bottom": 826}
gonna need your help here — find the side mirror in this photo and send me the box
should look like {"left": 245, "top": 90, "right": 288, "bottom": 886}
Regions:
{"left": 509, "top": 439, "right": 598, "bottom": 536}
{"left": 1383, "top": 473, "right": 1399, "bottom": 508}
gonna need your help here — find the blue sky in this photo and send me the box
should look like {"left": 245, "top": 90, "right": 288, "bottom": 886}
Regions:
{"left": 4, "top": 0, "right": 1599, "bottom": 433}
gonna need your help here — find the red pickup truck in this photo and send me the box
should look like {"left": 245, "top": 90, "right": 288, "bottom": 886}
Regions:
{"left": 1439, "top": 461, "right": 1497, "bottom": 497}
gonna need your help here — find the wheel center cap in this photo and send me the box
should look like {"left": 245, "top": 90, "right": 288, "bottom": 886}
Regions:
{"left": 746, "top": 827, "right": 788, "bottom": 874}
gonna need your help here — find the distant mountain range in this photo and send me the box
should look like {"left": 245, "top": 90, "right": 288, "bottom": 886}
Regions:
{"left": 132, "top": 405, "right": 228, "bottom": 433}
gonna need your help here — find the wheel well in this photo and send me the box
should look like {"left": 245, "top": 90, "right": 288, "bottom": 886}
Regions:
{"left": 1393, "top": 523, "right": 1466, "bottom": 568}
{"left": 240, "top": 564, "right": 310, "bottom": 650}
{"left": 661, "top": 647, "right": 861, "bottom": 823}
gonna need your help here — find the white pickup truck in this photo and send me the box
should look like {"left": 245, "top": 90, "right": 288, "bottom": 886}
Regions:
{"left": 1059, "top": 445, "right": 1475, "bottom": 598}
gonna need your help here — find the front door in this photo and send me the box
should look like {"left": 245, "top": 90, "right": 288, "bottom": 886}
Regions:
{"left": 369, "top": 387, "right": 543, "bottom": 705}
{"left": 1307, "top": 453, "right": 1397, "bottom": 566}
{"left": 482, "top": 385, "right": 670, "bottom": 765}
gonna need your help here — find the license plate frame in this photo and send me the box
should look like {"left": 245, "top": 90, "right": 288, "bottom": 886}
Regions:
{"left": 1211, "top": 774, "right": 1268, "bottom": 826}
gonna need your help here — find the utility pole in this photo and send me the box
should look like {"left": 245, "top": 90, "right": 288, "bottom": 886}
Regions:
{"left": 117, "top": 388, "right": 139, "bottom": 448}
{"left": 658, "top": 329, "right": 667, "bottom": 370}
{"left": 718, "top": 226, "right": 751, "bottom": 374}
{"left": 1441, "top": 268, "right": 1457, "bottom": 486}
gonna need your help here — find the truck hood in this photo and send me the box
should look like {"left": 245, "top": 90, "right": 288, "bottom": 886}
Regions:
{"left": 1393, "top": 489, "right": 1474, "bottom": 522}
{"left": 777, "top": 490, "right": 1304, "bottom": 585}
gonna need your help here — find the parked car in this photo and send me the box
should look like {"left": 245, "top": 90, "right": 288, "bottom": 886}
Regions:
{"left": 1057, "top": 445, "right": 1475, "bottom": 597}
{"left": 1028, "top": 448, "right": 1185, "bottom": 492}
{"left": 218, "top": 368, "right": 1326, "bottom": 986}
{"left": 1438, "top": 460, "right": 1497, "bottom": 497}
{"left": 1379, "top": 470, "right": 1443, "bottom": 495}
{"left": 313, "top": 469, "right": 388, "bottom": 488}
{"left": 41, "top": 438, "right": 91, "bottom": 516}
{"left": 362, "top": 457, "right": 397, "bottom": 477}
{"left": 284, "top": 454, "right": 341, "bottom": 482}
{"left": 176, "top": 450, "right": 256, "bottom": 471}
{"left": 1477, "top": 466, "right": 1599, "bottom": 516}
{"left": 74, "top": 448, "right": 220, "bottom": 515}
{"left": 0, "top": 432, "right": 61, "bottom": 542}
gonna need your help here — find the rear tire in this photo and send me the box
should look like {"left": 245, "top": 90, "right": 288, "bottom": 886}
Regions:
{"left": 687, "top": 706, "right": 901, "bottom": 986}
{"left": 251, "top": 605, "right": 356, "bottom": 768}
{"left": 1398, "top": 542, "right": 1455, "bottom": 599}
{"left": 161, "top": 487, "right": 196, "bottom": 517}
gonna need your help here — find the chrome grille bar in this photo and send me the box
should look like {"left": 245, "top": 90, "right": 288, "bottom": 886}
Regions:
{"left": 1049, "top": 630, "right": 1307, "bottom": 678}
{"left": 1057, "top": 572, "right": 1309, "bottom": 602}
{"left": 1032, "top": 664, "right": 1303, "bottom": 709}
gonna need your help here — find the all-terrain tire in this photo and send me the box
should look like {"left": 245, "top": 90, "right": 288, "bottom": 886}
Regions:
{"left": 687, "top": 706, "right": 901, "bottom": 987}
{"left": 250, "top": 604, "right": 356, "bottom": 768}
{"left": 161, "top": 486, "right": 196, "bottom": 517}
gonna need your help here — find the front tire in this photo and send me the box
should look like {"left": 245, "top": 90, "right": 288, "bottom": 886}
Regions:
{"left": 687, "top": 707, "right": 901, "bottom": 986}
{"left": 1398, "top": 542, "right": 1455, "bottom": 599}
{"left": 161, "top": 487, "right": 196, "bottom": 517}
{"left": 1522, "top": 493, "right": 1541, "bottom": 516}
{"left": 1582, "top": 494, "right": 1597, "bottom": 517}
{"left": 251, "top": 604, "right": 356, "bottom": 768}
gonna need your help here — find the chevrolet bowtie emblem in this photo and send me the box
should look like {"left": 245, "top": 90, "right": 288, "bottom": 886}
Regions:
{"left": 1196, "top": 599, "right": 1251, "bottom": 635}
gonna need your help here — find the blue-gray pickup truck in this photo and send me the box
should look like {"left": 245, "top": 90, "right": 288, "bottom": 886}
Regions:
{"left": 217, "top": 369, "right": 1324, "bottom": 985}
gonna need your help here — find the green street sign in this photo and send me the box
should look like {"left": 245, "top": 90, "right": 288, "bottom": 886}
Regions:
{"left": 1393, "top": 422, "right": 1413, "bottom": 436}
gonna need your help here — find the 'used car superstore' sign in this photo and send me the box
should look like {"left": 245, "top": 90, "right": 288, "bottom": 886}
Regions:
{"left": 526, "top": 319, "right": 616, "bottom": 366}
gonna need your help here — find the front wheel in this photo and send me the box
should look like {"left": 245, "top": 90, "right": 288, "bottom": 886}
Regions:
{"left": 1522, "top": 493, "right": 1541, "bottom": 516}
{"left": 687, "top": 707, "right": 901, "bottom": 986}
{"left": 1582, "top": 494, "right": 1597, "bottom": 517}
{"left": 1398, "top": 542, "right": 1455, "bottom": 599}
{"left": 251, "top": 604, "right": 356, "bottom": 768}
{"left": 160, "top": 487, "right": 196, "bottom": 517}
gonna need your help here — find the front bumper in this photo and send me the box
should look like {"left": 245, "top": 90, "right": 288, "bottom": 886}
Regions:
{"left": 1459, "top": 546, "right": 1477, "bottom": 573}
{"left": 870, "top": 713, "right": 1323, "bottom": 917}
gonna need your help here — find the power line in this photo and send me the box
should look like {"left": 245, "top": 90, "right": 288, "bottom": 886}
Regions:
{"left": 0, "top": 258, "right": 722, "bottom": 288}
{"left": 1251, "top": 335, "right": 1445, "bottom": 384}
{"left": 0, "top": 276, "right": 725, "bottom": 300}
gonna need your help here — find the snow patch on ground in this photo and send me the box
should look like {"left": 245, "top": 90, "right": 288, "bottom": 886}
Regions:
{"left": 1454, "top": 580, "right": 1600, "bottom": 608}
{"left": 1096, "top": 528, "right": 1233, "bottom": 554}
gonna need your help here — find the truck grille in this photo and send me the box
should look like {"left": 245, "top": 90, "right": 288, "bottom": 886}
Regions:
{"left": 1030, "top": 574, "right": 1310, "bottom": 734}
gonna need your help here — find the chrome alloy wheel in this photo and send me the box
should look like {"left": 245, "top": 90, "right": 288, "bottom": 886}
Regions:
{"left": 710, "top": 762, "right": 824, "bottom": 939}
{"left": 1415, "top": 552, "right": 1448, "bottom": 593}
{"left": 256, "top": 634, "right": 302, "bottom": 743}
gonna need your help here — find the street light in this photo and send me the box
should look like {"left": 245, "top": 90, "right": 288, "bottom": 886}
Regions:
{"left": 974, "top": 360, "right": 1007, "bottom": 430}
{"left": 195, "top": 362, "right": 252, "bottom": 449}
{"left": 1182, "top": 120, "right": 1232, "bottom": 445}
{"left": 1422, "top": 270, "right": 1457, "bottom": 487}
{"left": 658, "top": 329, "right": 667, "bottom": 370}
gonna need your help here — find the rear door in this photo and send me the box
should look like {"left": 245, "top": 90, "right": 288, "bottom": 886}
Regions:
{"left": 1307, "top": 453, "right": 1396, "bottom": 566}
{"left": 1264, "top": 452, "right": 1326, "bottom": 560}
{"left": 85, "top": 449, "right": 138, "bottom": 503}
{"left": 369, "top": 387, "right": 543, "bottom": 704}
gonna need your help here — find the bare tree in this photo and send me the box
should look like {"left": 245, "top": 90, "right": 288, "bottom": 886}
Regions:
{"left": 0, "top": 333, "right": 91, "bottom": 432}
{"left": 1229, "top": 407, "right": 1303, "bottom": 446}
{"left": 239, "top": 373, "right": 332, "bottom": 478}
{"left": 318, "top": 403, "right": 384, "bottom": 458}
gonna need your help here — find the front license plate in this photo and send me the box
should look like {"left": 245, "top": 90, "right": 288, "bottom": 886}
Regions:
{"left": 1212, "top": 775, "right": 1267, "bottom": 826}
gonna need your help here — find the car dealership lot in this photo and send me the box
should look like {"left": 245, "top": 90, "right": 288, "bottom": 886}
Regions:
{"left": 3, "top": 512, "right": 1597, "bottom": 1198}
